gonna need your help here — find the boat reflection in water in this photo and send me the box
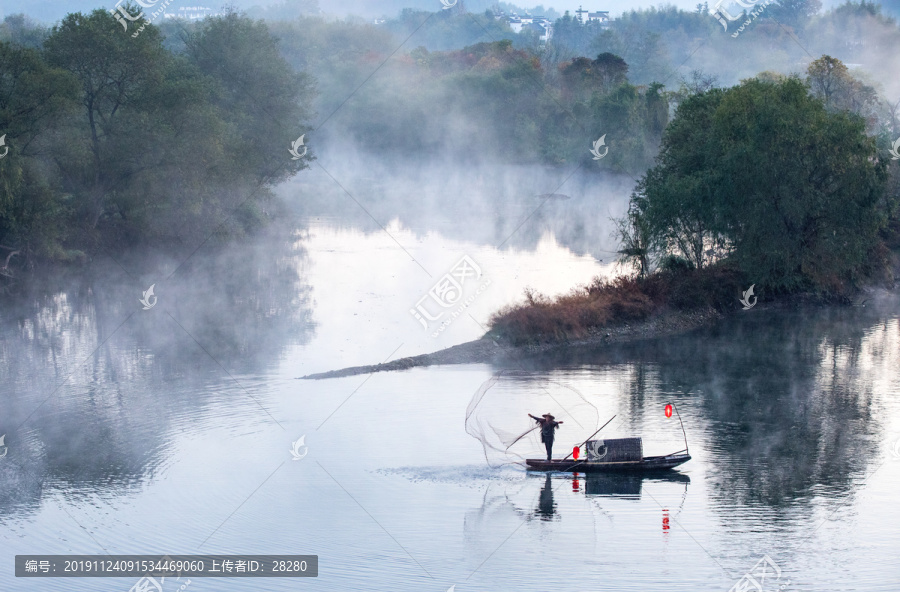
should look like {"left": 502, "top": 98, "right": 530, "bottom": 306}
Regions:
{"left": 580, "top": 470, "right": 691, "bottom": 498}
{"left": 526, "top": 470, "right": 691, "bottom": 521}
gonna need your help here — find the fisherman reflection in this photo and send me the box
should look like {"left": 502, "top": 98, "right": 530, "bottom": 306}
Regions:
{"left": 535, "top": 474, "right": 556, "bottom": 520}
{"left": 528, "top": 413, "right": 563, "bottom": 460}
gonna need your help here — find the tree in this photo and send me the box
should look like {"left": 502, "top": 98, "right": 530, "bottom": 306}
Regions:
{"left": 0, "top": 41, "right": 78, "bottom": 263}
{"left": 681, "top": 69, "right": 718, "bottom": 95}
{"left": 0, "top": 14, "right": 49, "bottom": 48}
{"left": 718, "top": 78, "right": 886, "bottom": 290}
{"left": 806, "top": 55, "right": 876, "bottom": 116}
{"left": 768, "top": 0, "right": 822, "bottom": 29}
{"left": 591, "top": 24, "right": 668, "bottom": 85}
{"left": 590, "top": 81, "right": 669, "bottom": 174}
{"left": 183, "top": 11, "right": 315, "bottom": 186}
{"left": 38, "top": 7, "right": 316, "bottom": 251}
{"left": 551, "top": 11, "right": 609, "bottom": 59}
{"left": 638, "top": 87, "right": 726, "bottom": 269}
{"left": 559, "top": 53, "right": 627, "bottom": 102}
{"left": 559, "top": 56, "right": 595, "bottom": 102}
{"left": 634, "top": 76, "right": 888, "bottom": 292}
{"left": 43, "top": 8, "right": 173, "bottom": 231}
{"left": 592, "top": 53, "right": 629, "bottom": 91}
{"left": 806, "top": 55, "right": 849, "bottom": 109}
{"left": 613, "top": 195, "right": 656, "bottom": 277}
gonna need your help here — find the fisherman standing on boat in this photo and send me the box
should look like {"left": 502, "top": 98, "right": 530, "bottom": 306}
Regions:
{"left": 529, "top": 413, "right": 563, "bottom": 461}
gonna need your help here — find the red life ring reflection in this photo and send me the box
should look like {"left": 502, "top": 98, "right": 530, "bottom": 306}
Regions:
{"left": 664, "top": 404, "right": 673, "bottom": 418}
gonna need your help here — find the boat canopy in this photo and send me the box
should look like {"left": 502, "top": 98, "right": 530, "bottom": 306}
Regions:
{"left": 585, "top": 437, "right": 643, "bottom": 462}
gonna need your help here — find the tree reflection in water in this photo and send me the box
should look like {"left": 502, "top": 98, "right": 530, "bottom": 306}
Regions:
{"left": 0, "top": 224, "right": 314, "bottom": 517}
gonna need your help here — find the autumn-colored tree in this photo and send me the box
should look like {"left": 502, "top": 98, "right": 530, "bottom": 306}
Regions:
{"left": 806, "top": 55, "right": 878, "bottom": 125}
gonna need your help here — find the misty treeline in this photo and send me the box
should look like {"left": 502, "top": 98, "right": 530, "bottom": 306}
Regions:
{"left": 268, "top": 12, "right": 670, "bottom": 171}
{"left": 3, "top": 0, "right": 900, "bottom": 290}
{"left": 0, "top": 5, "right": 670, "bottom": 276}
{"left": 0, "top": 8, "right": 312, "bottom": 271}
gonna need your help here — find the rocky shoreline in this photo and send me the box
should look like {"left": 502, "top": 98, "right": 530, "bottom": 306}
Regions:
{"left": 298, "top": 306, "right": 725, "bottom": 380}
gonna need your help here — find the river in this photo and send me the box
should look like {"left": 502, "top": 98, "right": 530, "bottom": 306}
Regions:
{"left": 1, "top": 161, "right": 898, "bottom": 591}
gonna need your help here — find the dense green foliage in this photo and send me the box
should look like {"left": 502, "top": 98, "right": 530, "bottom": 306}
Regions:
{"left": 629, "top": 75, "right": 892, "bottom": 294}
{"left": 0, "top": 8, "right": 312, "bottom": 269}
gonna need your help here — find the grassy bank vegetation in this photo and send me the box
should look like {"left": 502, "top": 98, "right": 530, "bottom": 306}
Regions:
{"left": 489, "top": 264, "right": 745, "bottom": 345}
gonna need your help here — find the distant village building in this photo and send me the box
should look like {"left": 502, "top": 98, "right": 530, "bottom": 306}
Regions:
{"left": 489, "top": 6, "right": 615, "bottom": 41}
{"left": 575, "top": 5, "right": 610, "bottom": 25}
{"left": 523, "top": 20, "right": 553, "bottom": 41}
{"left": 502, "top": 12, "right": 554, "bottom": 41}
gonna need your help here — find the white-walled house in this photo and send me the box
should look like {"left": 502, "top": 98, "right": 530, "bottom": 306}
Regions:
{"left": 524, "top": 21, "right": 553, "bottom": 41}
{"left": 506, "top": 13, "right": 554, "bottom": 40}
{"left": 575, "top": 6, "right": 611, "bottom": 26}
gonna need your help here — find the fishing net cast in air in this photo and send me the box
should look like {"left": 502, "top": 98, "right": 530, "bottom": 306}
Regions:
{"left": 465, "top": 370, "right": 600, "bottom": 468}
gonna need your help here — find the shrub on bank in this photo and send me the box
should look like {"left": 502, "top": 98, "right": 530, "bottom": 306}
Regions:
{"left": 488, "top": 264, "right": 746, "bottom": 345}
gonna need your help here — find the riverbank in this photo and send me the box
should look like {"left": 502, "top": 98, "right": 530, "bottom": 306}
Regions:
{"left": 299, "top": 305, "right": 725, "bottom": 379}
{"left": 301, "top": 263, "right": 745, "bottom": 379}
{"left": 300, "top": 251, "right": 899, "bottom": 380}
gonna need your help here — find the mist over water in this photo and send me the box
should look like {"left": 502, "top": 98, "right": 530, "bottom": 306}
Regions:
{"left": 283, "top": 150, "right": 635, "bottom": 260}
{"left": 1, "top": 161, "right": 898, "bottom": 590}
{"left": 3, "top": 0, "right": 900, "bottom": 587}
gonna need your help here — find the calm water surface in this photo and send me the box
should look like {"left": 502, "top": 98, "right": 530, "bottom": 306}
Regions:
{"left": 1, "top": 166, "right": 899, "bottom": 591}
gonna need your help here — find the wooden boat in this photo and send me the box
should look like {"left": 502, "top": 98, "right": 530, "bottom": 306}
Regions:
{"left": 526, "top": 452, "right": 691, "bottom": 472}
{"left": 526, "top": 437, "right": 690, "bottom": 473}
